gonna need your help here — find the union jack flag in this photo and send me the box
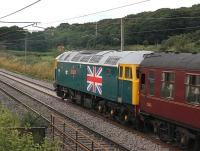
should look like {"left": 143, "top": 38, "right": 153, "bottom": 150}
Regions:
{"left": 87, "top": 66, "right": 103, "bottom": 95}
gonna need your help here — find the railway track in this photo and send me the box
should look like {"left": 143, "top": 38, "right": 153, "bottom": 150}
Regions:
{"left": 0, "top": 70, "right": 179, "bottom": 151}
{"left": 0, "top": 70, "right": 54, "bottom": 91}
{"left": 0, "top": 72, "right": 129, "bottom": 151}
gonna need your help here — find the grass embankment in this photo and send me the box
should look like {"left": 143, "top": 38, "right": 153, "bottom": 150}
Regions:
{"left": 0, "top": 104, "right": 61, "bottom": 151}
{"left": 0, "top": 50, "right": 56, "bottom": 81}
{"left": 0, "top": 46, "right": 160, "bottom": 81}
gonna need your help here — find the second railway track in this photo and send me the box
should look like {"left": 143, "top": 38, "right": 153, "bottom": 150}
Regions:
{"left": 0, "top": 72, "right": 129, "bottom": 151}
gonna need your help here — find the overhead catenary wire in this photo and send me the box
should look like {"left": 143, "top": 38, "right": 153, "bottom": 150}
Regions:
{"left": 0, "top": 0, "right": 199, "bottom": 51}
{"left": 40, "top": 15, "right": 200, "bottom": 32}
{"left": 1, "top": 14, "right": 200, "bottom": 44}
{"left": 105, "top": 25, "right": 200, "bottom": 37}
{"left": 0, "top": 23, "right": 36, "bottom": 37}
{"left": 2, "top": 25, "right": 200, "bottom": 44}
{"left": 1, "top": 0, "right": 199, "bottom": 39}
{"left": 0, "top": 0, "right": 42, "bottom": 20}
{"left": 43, "top": 0, "right": 151, "bottom": 25}
{"left": 0, "top": 21, "right": 40, "bottom": 24}
{"left": 1, "top": 24, "right": 200, "bottom": 50}
{"left": 130, "top": 25, "right": 200, "bottom": 34}
{"left": 1, "top": 17, "right": 200, "bottom": 40}
{"left": 125, "top": 16, "right": 200, "bottom": 20}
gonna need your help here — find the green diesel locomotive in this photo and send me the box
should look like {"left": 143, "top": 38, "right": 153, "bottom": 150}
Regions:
{"left": 54, "top": 50, "right": 151, "bottom": 123}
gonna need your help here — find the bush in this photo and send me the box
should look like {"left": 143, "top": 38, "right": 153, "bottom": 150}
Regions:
{"left": 160, "top": 30, "right": 200, "bottom": 52}
{"left": 0, "top": 104, "right": 61, "bottom": 151}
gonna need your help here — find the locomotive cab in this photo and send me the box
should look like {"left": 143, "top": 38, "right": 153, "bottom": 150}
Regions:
{"left": 118, "top": 64, "right": 139, "bottom": 106}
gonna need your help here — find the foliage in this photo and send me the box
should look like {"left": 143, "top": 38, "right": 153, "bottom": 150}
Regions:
{"left": 125, "top": 44, "right": 160, "bottom": 51}
{"left": 0, "top": 51, "right": 55, "bottom": 81}
{"left": 21, "top": 112, "right": 47, "bottom": 127}
{"left": 0, "top": 130, "right": 61, "bottom": 151}
{"left": 0, "top": 104, "right": 61, "bottom": 151}
{"left": 0, "top": 4, "right": 200, "bottom": 51}
{"left": 0, "top": 26, "right": 25, "bottom": 50}
{"left": 0, "top": 104, "right": 19, "bottom": 127}
{"left": 160, "top": 30, "right": 200, "bottom": 52}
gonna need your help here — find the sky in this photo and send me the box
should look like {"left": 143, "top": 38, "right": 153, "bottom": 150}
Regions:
{"left": 0, "top": 0, "right": 199, "bottom": 31}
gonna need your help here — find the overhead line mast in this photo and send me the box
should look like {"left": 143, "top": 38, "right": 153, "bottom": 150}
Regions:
{"left": 121, "top": 18, "right": 124, "bottom": 52}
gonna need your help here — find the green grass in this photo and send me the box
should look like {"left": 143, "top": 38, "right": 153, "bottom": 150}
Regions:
{"left": 0, "top": 50, "right": 57, "bottom": 81}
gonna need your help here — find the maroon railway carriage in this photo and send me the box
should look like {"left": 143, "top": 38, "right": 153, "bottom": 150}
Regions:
{"left": 139, "top": 52, "right": 200, "bottom": 149}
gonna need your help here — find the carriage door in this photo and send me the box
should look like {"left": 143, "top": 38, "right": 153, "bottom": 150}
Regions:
{"left": 118, "top": 64, "right": 133, "bottom": 104}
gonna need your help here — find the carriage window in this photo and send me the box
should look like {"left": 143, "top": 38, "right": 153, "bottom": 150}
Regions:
{"left": 141, "top": 73, "right": 146, "bottom": 94}
{"left": 185, "top": 74, "right": 200, "bottom": 104}
{"left": 125, "top": 67, "right": 132, "bottom": 79}
{"left": 148, "top": 71, "right": 155, "bottom": 96}
{"left": 119, "top": 66, "right": 123, "bottom": 78}
{"left": 161, "top": 72, "right": 175, "bottom": 99}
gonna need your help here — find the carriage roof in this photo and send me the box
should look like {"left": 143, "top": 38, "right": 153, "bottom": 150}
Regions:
{"left": 140, "top": 52, "right": 200, "bottom": 70}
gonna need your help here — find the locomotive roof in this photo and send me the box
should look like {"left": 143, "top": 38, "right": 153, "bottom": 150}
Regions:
{"left": 141, "top": 52, "right": 200, "bottom": 70}
{"left": 56, "top": 50, "right": 152, "bottom": 67}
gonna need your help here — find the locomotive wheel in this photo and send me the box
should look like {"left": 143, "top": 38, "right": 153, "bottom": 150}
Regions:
{"left": 120, "top": 110, "right": 129, "bottom": 125}
{"left": 109, "top": 108, "right": 117, "bottom": 120}
{"left": 110, "top": 109, "right": 115, "bottom": 117}
{"left": 97, "top": 104, "right": 103, "bottom": 113}
{"left": 97, "top": 101, "right": 105, "bottom": 114}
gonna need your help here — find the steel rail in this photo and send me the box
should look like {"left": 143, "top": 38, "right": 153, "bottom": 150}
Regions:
{"left": 0, "top": 77, "right": 129, "bottom": 151}
{"left": 0, "top": 85, "right": 92, "bottom": 151}
{"left": 0, "top": 70, "right": 53, "bottom": 91}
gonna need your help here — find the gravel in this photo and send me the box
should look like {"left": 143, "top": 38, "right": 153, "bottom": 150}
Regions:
{"left": 0, "top": 69, "right": 53, "bottom": 89}
{"left": 0, "top": 70, "right": 172, "bottom": 151}
{"left": 0, "top": 89, "right": 29, "bottom": 119}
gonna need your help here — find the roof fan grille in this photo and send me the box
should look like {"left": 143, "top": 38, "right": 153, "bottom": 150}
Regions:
{"left": 104, "top": 56, "right": 121, "bottom": 65}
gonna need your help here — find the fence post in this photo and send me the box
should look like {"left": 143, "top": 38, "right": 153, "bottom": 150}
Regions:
{"left": 76, "top": 131, "right": 78, "bottom": 151}
{"left": 63, "top": 122, "right": 65, "bottom": 150}
{"left": 50, "top": 115, "right": 52, "bottom": 132}
{"left": 52, "top": 116, "right": 55, "bottom": 141}
{"left": 92, "top": 141, "right": 94, "bottom": 151}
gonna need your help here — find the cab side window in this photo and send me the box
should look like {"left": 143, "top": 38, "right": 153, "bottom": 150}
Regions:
{"left": 185, "top": 74, "right": 200, "bottom": 104}
{"left": 125, "top": 67, "right": 132, "bottom": 79}
{"left": 136, "top": 67, "right": 140, "bottom": 79}
{"left": 119, "top": 66, "right": 123, "bottom": 78}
